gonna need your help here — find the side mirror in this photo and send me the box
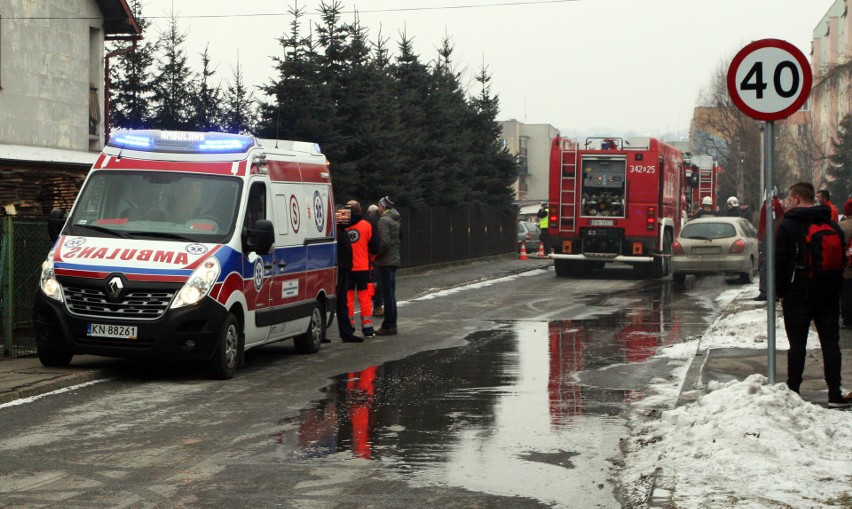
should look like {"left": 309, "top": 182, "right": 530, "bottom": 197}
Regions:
{"left": 243, "top": 219, "right": 274, "bottom": 255}
{"left": 47, "top": 208, "right": 66, "bottom": 243}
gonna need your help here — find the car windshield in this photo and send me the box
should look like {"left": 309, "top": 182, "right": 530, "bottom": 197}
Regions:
{"left": 681, "top": 222, "right": 737, "bottom": 240}
{"left": 65, "top": 171, "right": 242, "bottom": 244}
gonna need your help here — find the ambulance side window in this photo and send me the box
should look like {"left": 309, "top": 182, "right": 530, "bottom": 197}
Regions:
{"left": 244, "top": 183, "right": 267, "bottom": 231}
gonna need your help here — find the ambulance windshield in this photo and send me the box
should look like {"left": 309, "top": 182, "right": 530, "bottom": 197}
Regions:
{"left": 65, "top": 171, "right": 242, "bottom": 243}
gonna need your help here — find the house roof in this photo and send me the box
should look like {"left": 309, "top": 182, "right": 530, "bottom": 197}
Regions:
{"left": 95, "top": 0, "right": 141, "bottom": 36}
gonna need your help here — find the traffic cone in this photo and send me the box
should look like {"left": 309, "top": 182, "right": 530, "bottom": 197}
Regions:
{"left": 537, "top": 242, "right": 546, "bottom": 257}
{"left": 518, "top": 242, "right": 529, "bottom": 260}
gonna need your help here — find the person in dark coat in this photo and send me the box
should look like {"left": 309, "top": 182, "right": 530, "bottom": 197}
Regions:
{"left": 335, "top": 208, "right": 363, "bottom": 343}
{"left": 754, "top": 191, "right": 785, "bottom": 301}
{"left": 775, "top": 182, "right": 848, "bottom": 408}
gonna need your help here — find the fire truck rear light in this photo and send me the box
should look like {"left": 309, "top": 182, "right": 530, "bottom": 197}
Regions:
{"left": 729, "top": 239, "right": 747, "bottom": 254}
{"left": 562, "top": 240, "right": 573, "bottom": 254}
{"left": 646, "top": 206, "right": 656, "bottom": 231}
{"left": 672, "top": 241, "right": 684, "bottom": 255}
{"left": 550, "top": 214, "right": 558, "bottom": 224}
{"left": 632, "top": 242, "right": 643, "bottom": 255}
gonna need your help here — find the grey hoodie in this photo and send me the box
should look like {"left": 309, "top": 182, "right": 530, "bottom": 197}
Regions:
{"left": 375, "top": 208, "right": 401, "bottom": 267}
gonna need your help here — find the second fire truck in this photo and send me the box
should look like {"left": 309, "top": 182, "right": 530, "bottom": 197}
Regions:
{"left": 547, "top": 137, "right": 687, "bottom": 278}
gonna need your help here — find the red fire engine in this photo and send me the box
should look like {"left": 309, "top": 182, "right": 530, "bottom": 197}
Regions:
{"left": 683, "top": 153, "right": 720, "bottom": 214}
{"left": 547, "top": 137, "right": 686, "bottom": 278}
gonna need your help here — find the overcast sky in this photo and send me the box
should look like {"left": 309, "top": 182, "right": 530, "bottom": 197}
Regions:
{"left": 140, "top": 0, "right": 837, "bottom": 140}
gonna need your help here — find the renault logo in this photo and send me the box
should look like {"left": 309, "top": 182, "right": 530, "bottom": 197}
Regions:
{"left": 107, "top": 276, "right": 124, "bottom": 300}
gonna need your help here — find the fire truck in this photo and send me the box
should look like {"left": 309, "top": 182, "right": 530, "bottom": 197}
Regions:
{"left": 547, "top": 137, "right": 686, "bottom": 278}
{"left": 683, "top": 153, "right": 719, "bottom": 214}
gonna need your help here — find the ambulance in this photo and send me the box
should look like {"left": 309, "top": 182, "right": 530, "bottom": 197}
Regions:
{"left": 32, "top": 130, "right": 337, "bottom": 379}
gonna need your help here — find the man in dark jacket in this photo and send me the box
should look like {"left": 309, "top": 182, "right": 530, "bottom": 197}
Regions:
{"left": 335, "top": 208, "right": 363, "bottom": 343}
{"left": 374, "top": 196, "right": 401, "bottom": 336}
{"left": 775, "top": 181, "right": 848, "bottom": 408}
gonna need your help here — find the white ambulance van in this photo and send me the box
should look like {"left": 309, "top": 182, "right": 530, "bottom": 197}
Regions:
{"left": 33, "top": 130, "right": 337, "bottom": 379}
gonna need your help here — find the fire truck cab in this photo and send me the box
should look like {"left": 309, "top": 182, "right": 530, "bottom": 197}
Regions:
{"left": 33, "top": 130, "right": 337, "bottom": 379}
{"left": 547, "top": 137, "right": 686, "bottom": 278}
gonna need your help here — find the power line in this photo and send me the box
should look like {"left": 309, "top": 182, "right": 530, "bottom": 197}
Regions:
{"left": 1, "top": 0, "right": 581, "bottom": 21}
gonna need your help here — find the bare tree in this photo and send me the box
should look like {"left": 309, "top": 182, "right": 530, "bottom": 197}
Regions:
{"left": 692, "top": 63, "right": 762, "bottom": 209}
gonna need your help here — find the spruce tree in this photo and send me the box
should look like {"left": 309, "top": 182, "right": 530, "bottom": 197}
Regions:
{"left": 220, "top": 60, "right": 256, "bottom": 134}
{"left": 150, "top": 11, "right": 196, "bottom": 130}
{"left": 188, "top": 45, "right": 222, "bottom": 132}
{"left": 828, "top": 113, "right": 852, "bottom": 200}
{"left": 108, "top": 0, "right": 156, "bottom": 131}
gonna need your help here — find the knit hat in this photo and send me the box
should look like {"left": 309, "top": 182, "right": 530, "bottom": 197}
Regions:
{"left": 379, "top": 196, "right": 395, "bottom": 209}
{"left": 843, "top": 199, "right": 852, "bottom": 217}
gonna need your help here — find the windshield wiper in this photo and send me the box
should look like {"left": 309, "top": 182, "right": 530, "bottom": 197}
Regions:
{"left": 74, "top": 224, "right": 134, "bottom": 239}
{"left": 687, "top": 235, "right": 713, "bottom": 241}
{"left": 128, "top": 231, "right": 197, "bottom": 242}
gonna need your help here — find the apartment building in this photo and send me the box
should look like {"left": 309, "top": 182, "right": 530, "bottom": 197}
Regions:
{"left": 499, "top": 120, "right": 559, "bottom": 216}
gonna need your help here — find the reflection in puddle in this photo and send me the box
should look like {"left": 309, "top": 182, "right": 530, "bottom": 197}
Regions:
{"left": 282, "top": 283, "right": 708, "bottom": 506}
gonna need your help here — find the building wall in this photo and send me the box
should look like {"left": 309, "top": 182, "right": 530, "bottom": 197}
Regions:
{"left": 499, "top": 120, "right": 559, "bottom": 206}
{"left": 810, "top": 0, "right": 851, "bottom": 185}
{"left": 0, "top": 0, "right": 105, "bottom": 152}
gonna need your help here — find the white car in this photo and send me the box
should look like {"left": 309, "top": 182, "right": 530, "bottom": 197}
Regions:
{"left": 672, "top": 216, "right": 759, "bottom": 284}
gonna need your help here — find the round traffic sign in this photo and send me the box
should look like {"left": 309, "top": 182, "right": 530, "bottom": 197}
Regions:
{"left": 727, "top": 39, "right": 812, "bottom": 121}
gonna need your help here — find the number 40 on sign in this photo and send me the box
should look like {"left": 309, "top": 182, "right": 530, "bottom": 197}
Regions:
{"left": 727, "top": 38, "right": 812, "bottom": 122}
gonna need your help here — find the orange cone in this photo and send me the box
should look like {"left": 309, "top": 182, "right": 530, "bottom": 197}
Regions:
{"left": 518, "top": 242, "right": 529, "bottom": 260}
{"left": 537, "top": 242, "right": 546, "bottom": 257}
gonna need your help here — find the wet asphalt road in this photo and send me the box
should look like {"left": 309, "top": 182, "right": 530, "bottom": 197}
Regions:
{"left": 0, "top": 260, "right": 730, "bottom": 508}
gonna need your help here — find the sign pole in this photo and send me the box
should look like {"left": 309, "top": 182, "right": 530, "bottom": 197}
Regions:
{"left": 727, "top": 38, "right": 812, "bottom": 386}
{"left": 765, "top": 121, "right": 776, "bottom": 384}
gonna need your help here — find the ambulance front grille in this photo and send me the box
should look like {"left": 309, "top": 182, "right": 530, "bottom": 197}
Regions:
{"left": 63, "top": 287, "right": 175, "bottom": 319}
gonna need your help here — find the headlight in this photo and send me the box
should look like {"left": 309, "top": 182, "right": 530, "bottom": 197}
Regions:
{"left": 171, "top": 256, "right": 221, "bottom": 309}
{"left": 39, "top": 250, "right": 63, "bottom": 302}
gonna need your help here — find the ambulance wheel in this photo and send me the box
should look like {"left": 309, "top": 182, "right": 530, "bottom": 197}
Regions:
{"left": 208, "top": 313, "right": 239, "bottom": 380}
{"left": 294, "top": 301, "right": 325, "bottom": 354}
{"left": 37, "top": 347, "right": 73, "bottom": 368}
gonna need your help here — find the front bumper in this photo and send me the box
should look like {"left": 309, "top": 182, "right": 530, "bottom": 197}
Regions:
{"left": 32, "top": 292, "right": 228, "bottom": 361}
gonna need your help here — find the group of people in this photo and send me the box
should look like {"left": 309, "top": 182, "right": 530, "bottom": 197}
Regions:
{"left": 760, "top": 183, "right": 850, "bottom": 408}
{"left": 335, "top": 197, "right": 401, "bottom": 343}
{"left": 691, "top": 195, "right": 753, "bottom": 221}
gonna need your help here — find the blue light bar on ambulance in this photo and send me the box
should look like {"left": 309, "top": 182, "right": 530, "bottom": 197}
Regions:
{"left": 107, "top": 130, "right": 255, "bottom": 154}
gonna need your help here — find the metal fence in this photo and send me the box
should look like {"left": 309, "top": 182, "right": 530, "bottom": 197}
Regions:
{"left": 0, "top": 206, "right": 514, "bottom": 358}
{"left": 1, "top": 216, "right": 52, "bottom": 357}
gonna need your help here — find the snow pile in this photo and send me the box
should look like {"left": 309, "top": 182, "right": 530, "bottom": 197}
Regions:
{"left": 620, "top": 283, "right": 852, "bottom": 508}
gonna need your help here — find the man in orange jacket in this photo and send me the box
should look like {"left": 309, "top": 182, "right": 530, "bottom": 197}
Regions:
{"left": 345, "top": 200, "right": 380, "bottom": 337}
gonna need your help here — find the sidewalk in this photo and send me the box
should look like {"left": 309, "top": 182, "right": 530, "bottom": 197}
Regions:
{"left": 677, "top": 289, "right": 852, "bottom": 408}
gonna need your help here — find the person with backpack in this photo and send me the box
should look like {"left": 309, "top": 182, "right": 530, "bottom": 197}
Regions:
{"left": 775, "top": 181, "right": 849, "bottom": 408}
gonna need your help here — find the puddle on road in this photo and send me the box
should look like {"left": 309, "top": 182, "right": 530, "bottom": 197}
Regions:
{"left": 276, "top": 283, "right": 709, "bottom": 507}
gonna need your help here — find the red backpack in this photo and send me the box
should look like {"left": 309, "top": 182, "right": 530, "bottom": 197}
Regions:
{"left": 803, "top": 222, "right": 844, "bottom": 278}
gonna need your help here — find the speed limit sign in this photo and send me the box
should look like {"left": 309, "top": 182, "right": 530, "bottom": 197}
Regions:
{"left": 727, "top": 38, "right": 812, "bottom": 121}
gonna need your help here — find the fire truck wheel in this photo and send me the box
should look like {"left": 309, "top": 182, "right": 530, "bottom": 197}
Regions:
{"left": 37, "top": 347, "right": 73, "bottom": 368}
{"left": 554, "top": 259, "right": 571, "bottom": 277}
{"left": 294, "top": 301, "right": 326, "bottom": 354}
{"left": 649, "top": 231, "right": 673, "bottom": 278}
{"left": 208, "top": 313, "right": 240, "bottom": 380}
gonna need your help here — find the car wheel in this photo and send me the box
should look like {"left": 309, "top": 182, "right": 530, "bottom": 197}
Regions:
{"left": 37, "top": 347, "right": 73, "bottom": 368}
{"left": 294, "top": 301, "right": 325, "bottom": 354}
{"left": 208, "top": 313, "right": 240, "bottom": 380}
{"left": 739, "top": 257, "right": 755, "bottom": 284}
{"left": 673, "top": 272, "right": 686, "bottom": 285}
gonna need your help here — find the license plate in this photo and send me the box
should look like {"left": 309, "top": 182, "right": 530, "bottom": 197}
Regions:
{"left": 589, "top": 219, "right": 614, "bottom": 226}
{"left": 693, "top": 246, "right": 721, "bottom": 255}
{"left": 88, "top": 323, "right": 138, "bottom": 340}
